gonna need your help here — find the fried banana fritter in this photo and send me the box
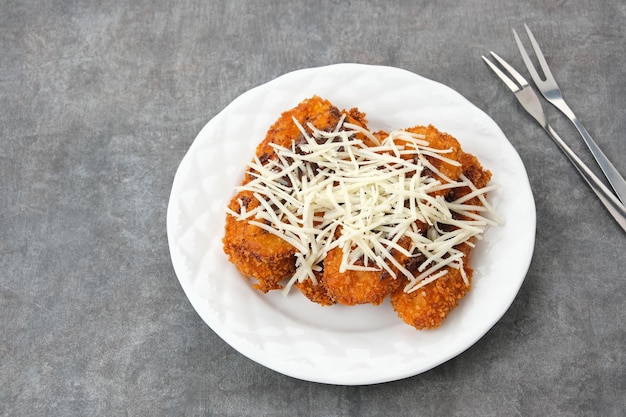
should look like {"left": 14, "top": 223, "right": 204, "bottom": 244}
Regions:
{"left": 252, "top": 96, "right": 372, "bottom": 170}
{"left": 403, "top": 125, "right": 464, "bottom": 196}
{"left": 322, "top": 246, "right": 402, "bottom": 306}
{"left": 223, "top": 96, "right": 369, "bottom": 293}
{"left": 223, "top": 191, "right": 296, "bottom": 292}
{"left": 322, "top": 235, "right": 413, "bottom": 306}
{"left": 390, "top": 152, "right": 492, "bottom": 329}
{"left": 390, "top": 243, "right": 474, "bottom": 329}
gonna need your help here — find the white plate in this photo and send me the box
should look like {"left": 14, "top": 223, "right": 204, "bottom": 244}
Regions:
{"left": 167, "top": 64, "right": 536, "bottom": 385}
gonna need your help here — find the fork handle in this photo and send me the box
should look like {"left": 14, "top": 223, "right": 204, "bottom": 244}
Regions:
{"left": 549, "top": 98, "right": 626, "bottom": 204}
{"left": 544, "top": 124, "right": 626, "bottom": 233}
{"left": 571, "top": 116, "right": 626, "bottom": 204}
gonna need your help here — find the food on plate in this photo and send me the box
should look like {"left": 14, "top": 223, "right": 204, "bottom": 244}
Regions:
{"left": 222, "top": 96, "right": 501, "bottom": 329}
{"left": 390, "top": 151, "right": 494, "bottom": 328}
{"left": 222, "top": 96, "right": 371, "bottom": 293}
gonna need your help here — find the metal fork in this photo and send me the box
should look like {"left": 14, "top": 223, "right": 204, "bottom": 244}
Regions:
{"left": 482, "top": 52, "right": 626, "bottom": 232}
{"left": 513, "top": 24, "right": 626, "bottom": 205}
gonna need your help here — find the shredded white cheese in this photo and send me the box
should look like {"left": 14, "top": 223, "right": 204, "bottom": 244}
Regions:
{"left": 231, "top": 118, "right": 503, "bottom": 294}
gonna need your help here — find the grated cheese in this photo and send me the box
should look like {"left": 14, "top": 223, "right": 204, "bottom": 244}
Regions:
{"left": 231, "top": 118, "right": 503, "bottom": 294}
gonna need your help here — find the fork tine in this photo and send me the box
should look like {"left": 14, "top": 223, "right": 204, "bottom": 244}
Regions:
{"left": 481, "top": 55, "right": 520, "bottom": 93}
{"left": 514, "top": 25, "right": 558, "bottom": 87}
{"left": 523, "top": 24, "right": 557, "bottom": 83}
{"left": 488, "top": 51, "right": 529, "bottom": 87}
{"left": 512, "top": 28, "right": 544, "bottom": 86}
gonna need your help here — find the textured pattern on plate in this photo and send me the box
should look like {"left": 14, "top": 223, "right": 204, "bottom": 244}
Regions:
{"left": 167, "top": 64, "right": 536, "bottom": 385}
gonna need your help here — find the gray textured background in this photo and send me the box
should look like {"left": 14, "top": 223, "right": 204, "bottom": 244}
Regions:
{"left": 2, "top": 1, "right": 625, "bottom": 416}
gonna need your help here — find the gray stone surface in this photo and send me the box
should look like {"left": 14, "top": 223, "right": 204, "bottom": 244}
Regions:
{"left": 1, "top": 1, "right": 625, "bottom": 416}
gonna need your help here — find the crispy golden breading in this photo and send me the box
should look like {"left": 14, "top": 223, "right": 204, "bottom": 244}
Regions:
{"left": 322, "top": 247, "right": 402, "bottom": 306}
{"left": 295, "top": 271, "right": 336, "bottom": 306}
{"left": 223, "top": 96, "right": 369, "bottom": 293}
{"left": 457, "top": 151, "right": 492, "bottom": 195}
{"left": 390, "top": 243, "right": 473, "bottom": 329}
{"left": 322, "top": 235, "right": 412, "bottom": 306}
{"left": 248, "top": 96, "right": 372, "bottom": 185}
{"left": 223, "top": 192, "right": 296, "bottom": 292}
{"left": 390, "top": 153, "right": 492, "bottom": 329}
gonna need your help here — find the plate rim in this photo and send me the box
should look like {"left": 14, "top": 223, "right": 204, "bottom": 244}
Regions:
{"left": 167, "top": 63, "right": 537, "bottom": 385}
